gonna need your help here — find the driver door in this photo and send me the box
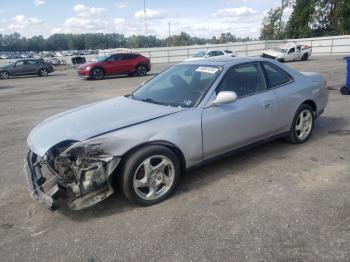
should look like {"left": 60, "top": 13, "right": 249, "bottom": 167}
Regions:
{"left": 285, "top": 47, "right": 296, "bottom": 61}
{"left": 202, "top": 62, "right": 279, "bottom": 159}
{"left": 11, "top": 60, "right": 25, "bottom": 75}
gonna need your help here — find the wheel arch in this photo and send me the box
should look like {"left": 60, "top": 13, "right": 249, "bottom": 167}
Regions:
{"left": 0, "top": 70, "right": 10, "bottom": 75}
{"left": 301, "top": 99, "right": 317, "bottom": 115}
{"left": 117, "top": 140, "right": 187, "bottom": 175}
{"left": 91, "top": 66, "right": 105, "bottom": 74}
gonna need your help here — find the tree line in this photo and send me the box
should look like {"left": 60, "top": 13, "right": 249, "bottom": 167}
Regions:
{"left": 0, "top": 32, "right": 253, "bottom": 52}
{"left": 261, "top": 0, "right": 350, "bottom": 40}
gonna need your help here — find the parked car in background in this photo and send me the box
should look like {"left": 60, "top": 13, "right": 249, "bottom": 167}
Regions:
{"left": 25, "top": 57, "right": 328, "bottom": 210}
{"left": 262, "top": 43, "right": 312, "bottom": 62}
{"left": 77, "top": 53, "right": 151, "bottom": 80}
{"left": 185, "top": 49, "right": 236, "bottom": 61}
{"left": 0, "top": 59, "right": 54, "bottom": 79}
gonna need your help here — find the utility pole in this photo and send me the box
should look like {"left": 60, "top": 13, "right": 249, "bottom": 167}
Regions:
{"left": 144, "top": 0, "right": 148, "bottom": 36}
{"left": 168, "top": 22, "right": 171, "bottom": 38}
{"left": 167, "top": 22, "right": 171, "bottom": 47}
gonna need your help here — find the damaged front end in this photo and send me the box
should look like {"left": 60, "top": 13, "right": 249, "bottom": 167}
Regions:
{"left": 25, "top": 141, "right": 120, "bottom": 210}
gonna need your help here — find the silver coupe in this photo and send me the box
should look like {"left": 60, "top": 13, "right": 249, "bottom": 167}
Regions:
{"left": 25, "top": 57, "right": 329, "bottom": 210}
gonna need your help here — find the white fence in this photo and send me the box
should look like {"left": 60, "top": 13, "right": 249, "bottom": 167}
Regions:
{"left": 99, "top": 35, "right": 350, "bottom": 64}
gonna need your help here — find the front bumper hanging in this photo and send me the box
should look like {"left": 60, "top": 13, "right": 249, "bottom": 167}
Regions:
{"left": 24, "top": 151, "right": 60, "bottom": 210}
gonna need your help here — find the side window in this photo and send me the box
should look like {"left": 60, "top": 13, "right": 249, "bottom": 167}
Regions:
{"left": 106, "top": 54, "right": 122, "bottom": 61}
{"left": 25, "top": 60, "right": 37, "bottom": 65}
{"left": 288, "top": 47, "right": 295, "bottom": 54}
{"left": 215, "top": 51, "right": 224, "bottom": 56}
{"left": 217, "top": 63, "right": 267, "bottom": 98}
{"left": 123, "top": 54, "right": 137, "bottom": 60}
{"left": 207, "top": 51, "right": 215, "bottom": 57}
{"left": 262, "top": 62, "right": 292, "bottom": 88}
{"left": 16, "top": 61, "right": 24, "bottom": 66}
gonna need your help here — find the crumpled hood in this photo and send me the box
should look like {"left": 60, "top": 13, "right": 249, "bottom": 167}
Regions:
{"left": 262, "top": 49, "right": 283, "bottom": 57}
{"left": 27, "top": 96, "right": 185, "bottom": 156}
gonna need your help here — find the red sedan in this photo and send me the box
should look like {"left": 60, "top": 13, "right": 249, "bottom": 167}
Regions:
{"left": 77, "top": 53, "right": 151, "bottom": 80}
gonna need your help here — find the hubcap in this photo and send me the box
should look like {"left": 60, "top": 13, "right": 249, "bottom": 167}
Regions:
{"left": 0, "top": 72, "right": 9, "bottom": 79}
{"left": 137, "top": 66, "right": 147, "bottom": 76}
{"left": 295, "top": 110, "right": 313, "bottom": 140}
{"left": 41, "top": 69, "right": 48, "bottom": 76}
{"left": 133, "top": 155, "right": 175, "bottom": 201}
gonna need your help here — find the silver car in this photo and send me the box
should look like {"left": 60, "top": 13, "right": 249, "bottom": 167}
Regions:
{"left": 25, "top": 57, "right": 328, "bottom": 210}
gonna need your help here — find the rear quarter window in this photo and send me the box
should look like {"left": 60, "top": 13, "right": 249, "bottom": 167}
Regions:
{"left": 262, "top": 62, "right": 292, "bottom": 88}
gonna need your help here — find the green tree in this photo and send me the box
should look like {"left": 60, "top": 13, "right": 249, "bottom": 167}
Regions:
{"left": 285, "top": 0, "right": 316, "bottom": 38}
{"left": 260, "top": 7, "right": 285, "bottom": 40}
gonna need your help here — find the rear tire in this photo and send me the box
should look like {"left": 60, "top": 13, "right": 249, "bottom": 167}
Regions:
{"left": 121, "top": 145, "right": 181, "bottom": 206}
{"left": 39, "top": 68, "right": 48, "bottom": 77}
{"left": 286, "top": 104, "right": 315, "bottom": 144}
{"left": 0, "top": 71, "right": 10, "bottom": 80}
{"left": 301, "top": 53, "right": 309, "bottom": 61}
{"left": 92, "top": 68, "right": 104, "bottom": 80}
{"left": 136, "top": 65, "right": 147, "bottom": 76}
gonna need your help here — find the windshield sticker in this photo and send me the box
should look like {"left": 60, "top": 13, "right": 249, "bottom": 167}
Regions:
{"left": 195, "top": 66, "right": 219, "bottom": 74}
{"left": 184, "top": 100, "right": 192, "bottom": 106}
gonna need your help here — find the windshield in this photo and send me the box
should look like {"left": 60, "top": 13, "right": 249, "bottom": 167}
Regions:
{"left": 95, "top": 56, "right": 109, "bottom": 62}
{"left": 131, "top": 64, "right": 221, "bottom": 108}
{"left": 272, "top": 47, "right": 287, "bottom": 53}
{"left": 193, "top": 51, "right": 207, "bottom": 58}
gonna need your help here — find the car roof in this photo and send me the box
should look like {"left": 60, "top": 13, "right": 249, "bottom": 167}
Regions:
{"left": 181, "top": 56, "right": 266, "bottom": 67}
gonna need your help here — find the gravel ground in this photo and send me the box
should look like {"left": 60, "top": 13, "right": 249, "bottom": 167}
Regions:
{"left": 0, "top": 56, "right": 349, "bottom": 262}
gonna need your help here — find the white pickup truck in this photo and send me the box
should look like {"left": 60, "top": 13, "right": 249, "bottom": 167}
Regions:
{"left": 261, "top": 43, "right": 312, "bottom": 62}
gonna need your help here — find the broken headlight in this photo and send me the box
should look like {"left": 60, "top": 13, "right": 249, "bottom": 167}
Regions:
{"left": 53, "top": 142, "right": 120, "bottom": 196}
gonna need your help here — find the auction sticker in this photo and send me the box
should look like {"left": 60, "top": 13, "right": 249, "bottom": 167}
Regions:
{"left": 195, "top": 66, "right": 219, "bottom": 74}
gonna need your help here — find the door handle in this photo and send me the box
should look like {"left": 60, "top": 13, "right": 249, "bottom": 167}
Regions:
{"left": 263, "top": 103, "right": 273, "bottom": 109}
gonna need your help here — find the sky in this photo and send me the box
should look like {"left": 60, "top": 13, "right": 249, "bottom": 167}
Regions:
{"left": 0, "top": 0, "right": 288, "bottom": 39}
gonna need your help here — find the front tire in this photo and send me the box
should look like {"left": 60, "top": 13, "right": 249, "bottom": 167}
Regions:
{"left": 286, "top": 104, "right": 315, "bottom": 144}
{"left": 136, "top": 65, "right": 147, "bottom": 76}
{"left": 121, "top": 145, "right": 181, "bottom": 206}
{"left": 92, "top": 68, "right": 104, "bottom": 80}
{"left": 39, "top": 68, "right": 48, "bottom": 77}
{"left": 0, "top": 71, "right": 10, "bottom": 80}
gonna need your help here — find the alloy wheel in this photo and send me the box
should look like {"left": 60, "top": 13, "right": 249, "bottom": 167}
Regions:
{"left": 295, "top": 109, "right": 313, "bottom": 140}
{"left": 137, "top": 65, "right": 147, "bottom": 76}
{"left": 133, "top": 155, "right": 175, "bottom": 201}
{"left": 40, "top": 69, "right": 48, "bottom": 77}
{"left": 0, "top": 71, "right": 9, "bottom": 79}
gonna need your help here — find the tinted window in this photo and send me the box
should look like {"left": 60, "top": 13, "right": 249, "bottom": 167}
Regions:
{"left": 123, "top": 54, "right": 138, "bottom": 60}
{"left": 16, "top": 61, "right": 24, "bottom": 66}
{"left": 288, "top": 48, "right": 295, "bottom": 54}
{"left": 214, "top": 51, "right": 224, "bottom": 56}
{"left": 262, "top": 62, "right": 292, "bottom": 88}
{"left": 24, "top": 60, "right": 37, "bottom": 65}
{"left": 106, "top": 54, "right": 122, "bottom": 61}
{"left": 217, "top": 63, "right": 267, "bottom": 98}
{"left": 207, "top": 51, "right": 215, "bottom": 57}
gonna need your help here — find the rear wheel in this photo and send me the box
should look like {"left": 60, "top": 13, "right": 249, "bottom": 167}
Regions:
{"left": 0, "top": 71, "right": 9, "bottom": 80}
{"left": 92, "top": 68, "right": 104, "bottom": 80}
{"left": 286, "top": 104, "right": 314, "bottom": 144}
{"left": 301, "top": 53, "right": 309, "bottom": 61}
{"left": 39, "top": 68, "right": 49, "bottom": 77}
{"left": 121, "top": 145, "right": 181, "bottom": 206}
{"left": 136, "top": 65, "right": 147, "bottom": 76}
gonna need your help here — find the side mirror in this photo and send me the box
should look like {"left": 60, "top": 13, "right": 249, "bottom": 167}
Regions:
{"left": 212, "top": 91, "right": 237, "bottom": 106}
{"left": 205, "top": 54, "right": 210, "bottom": 58}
